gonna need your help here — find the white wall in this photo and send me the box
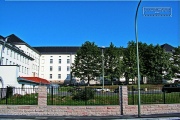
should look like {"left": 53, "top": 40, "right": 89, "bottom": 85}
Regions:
{"left": 15, "top": 45, "right": 40, "bottom": 77}
{"left": 0, "top": 65, "right": 20, "bottom": 87}
{"left": 39, "top": 54, "right": 75, "bottom": 84}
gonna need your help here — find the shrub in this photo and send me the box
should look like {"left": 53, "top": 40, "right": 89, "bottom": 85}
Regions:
{"left": 72, "top": 88, "right": 95, "bottom": 100}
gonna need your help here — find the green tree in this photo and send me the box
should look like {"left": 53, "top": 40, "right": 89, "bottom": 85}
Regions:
{"left": 123, "top": 41, "right": 137, "bottom": 84}
{"left": 145, "top": 45, "right": 171, "bottom": 84}
{"left": 171, "top": 46, "right": 180, "bottom": 79}
{"left": 114, "top": 47, "right": 125, "bottom": 81}
{"left": 71, "top": 41, "right": 101, "bottom": 86}
{"left": 104, "top": 43, "right": 123, "bottom": 85}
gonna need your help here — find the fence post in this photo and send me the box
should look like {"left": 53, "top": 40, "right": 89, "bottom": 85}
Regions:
{"left": 120, "top": 86, "right": 123, "bottom": 115}
{"left": 51, "top": 86, "right": 53, "bottom": 105}
{"left": 85, "top": 86, "right": 87, "bottom": 105}
{"left": 38, "top": 86, "right": 47, "bottom": 106}
{"left": 163, "top": 91, "right": 166, "bottom": 104}
{"left": 6, "top": 86, "right": 8, "bottom": 105}
{"left": 119, "top": 86, "right": 128, "bottom": 115}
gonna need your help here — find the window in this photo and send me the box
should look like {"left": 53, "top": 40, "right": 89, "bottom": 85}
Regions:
{"left": 1, "top": 57, "right": 3, "bottom": 64}
{"left": 50, "top": 66, "right": 53, "bottom": 71}
{"left": 10, "top": 50, "right": 12, "bottom": 57}
{"left": 59, "top": 59, "right": 61, "bottom": 64}
{"left": 58, "top": 66, "right": 61, "bottom": 71}
{"left": 19, "top": 66, "right": 21, "bottom": 72}
{"left": 58, "top": 74, "right": 61, "bottom": 79}
{"left": 50, "top": 59, "right": 53, "bottom": 64}
{"left": 49, "top": 74, "right": 52, "bottom": 79}
{"left": 27, "top": 68, "right": 29, "bottom": 74}
{"left": 41, "top": 74, "right": 44, "bottom": 78}
{"left": 6, "top": 59, "right": 8, "bottom": 65}
{"left": 9, "top": 61, "right": 11, "bottom": 65}
{"left": 42, "top": 59, "right": 45, "bottom": 64}
{"left": 67, "top": 59, "right": 70, "bottom": 64}
{"left": 22, "top": 66, "right": 24, "bottom": 73}
{"left": 41, "top": 66, "right": 44, "bottom": 72}
{"left": 67, "top": 66, "right": 70, "bottom": 71}
{"left": 7, "top": 48, "right": 9, "bottom": 55}
{"left": 14, "top": 52, "right": 16, "bottom": 59}
{"left": 67, "top": 74, "right": 70, "bottom": 79}
{"left": 25, "top": 67, "right": 26, "bottom": 74}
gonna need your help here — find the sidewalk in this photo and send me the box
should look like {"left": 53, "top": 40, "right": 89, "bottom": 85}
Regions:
{"left": 0, "top": 113, "right": 180, "bottom": 120}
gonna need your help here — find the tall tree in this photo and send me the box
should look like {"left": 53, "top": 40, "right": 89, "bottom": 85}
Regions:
{"left": 71, "top": 41, "right": 101, "bottom": 86}
{"left": 171, "top": 46, "right": 180, "bottom": 79}
{"left": 114, "top": 47, "right": 125, "bottom": 81}
{"left": 145, "top": 45, "right": 171, "bottom": 84}
{"left": 123, "top": 41, "right": 137, "bottom": 84}
{"left": 103, "top": 42, "right": 122, "bottom": 85}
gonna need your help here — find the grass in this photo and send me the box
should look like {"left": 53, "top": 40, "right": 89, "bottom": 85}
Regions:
{"left": 0, "top": 93, "right": 38, "bottom": 105}
{"left": 47, "top": 94, "right": 119, "bottom": 105}
{"left": 128, "top": 92, "right": 180, "bottom": 105}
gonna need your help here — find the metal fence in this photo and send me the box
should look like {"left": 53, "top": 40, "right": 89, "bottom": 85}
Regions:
{"left": 0, "top": 87, "right": 38, "bottom": 105}
{"left": 47, "top": 86, "right": 119, "bottom": 105}
{"left": 128, "top": 86, "right": 180, "bottom": 105}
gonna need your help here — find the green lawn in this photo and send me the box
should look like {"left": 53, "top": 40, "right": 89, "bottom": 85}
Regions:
{"left": 47, "top": 94, "right": 119, "bottom": 105}
{"left": 0, "top": 93, "right": 38, "bottom": 105}
{"left": 128, "top": 92, "right": 180, "bottom": 105}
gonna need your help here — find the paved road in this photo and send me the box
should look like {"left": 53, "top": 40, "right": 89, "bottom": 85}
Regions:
{"left": 0, "top": 113, "right": 180, "bottom": 120}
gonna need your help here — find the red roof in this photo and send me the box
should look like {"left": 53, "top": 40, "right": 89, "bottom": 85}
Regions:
{"left": 20, "top": 77, "right": 50, "bottom": 85}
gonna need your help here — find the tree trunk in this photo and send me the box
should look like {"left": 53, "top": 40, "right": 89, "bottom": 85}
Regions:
{"left": 87, "top": 75, "right": 90, "bottom": 86}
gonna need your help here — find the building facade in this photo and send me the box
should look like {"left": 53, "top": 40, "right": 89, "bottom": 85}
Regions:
{"left": 0, "top": 34, "right": 79, "bottom": 85}
{"left": 34, "top": 46, "right": 79, "bottom": 84}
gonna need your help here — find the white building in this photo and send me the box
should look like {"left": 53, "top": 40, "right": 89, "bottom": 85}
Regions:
{"left": 0, "top": 34, "right": 49, "bottom": 88}
{"left": 34, "top": 46, "right": 79, "bottom": 84}
{"left": 0, "top": 34, "right": 79, "bottom": 86}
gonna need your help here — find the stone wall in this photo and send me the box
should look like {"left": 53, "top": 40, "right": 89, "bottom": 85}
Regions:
{"left": 120, "top": 86, "right": 180, "bottom": 115}
{"left": 0, "top": 86, "right": 179, "bottom": 116}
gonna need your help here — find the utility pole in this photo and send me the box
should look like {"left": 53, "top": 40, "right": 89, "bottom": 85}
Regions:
{"left": 135, "top": 0, "right": 142, "bottom": 118}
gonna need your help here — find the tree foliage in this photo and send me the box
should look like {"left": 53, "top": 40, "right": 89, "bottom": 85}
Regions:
{"left": 103, "top": 43, "right": 122, "bottom": 84}
{"left": 171, "top": 46, "right": 180, "bottom": 78}
{"left": 71, "top": 41, "right": 101, "bottom": 86}
{"left": 123, "top": 41, "right": 137, "bottom": 84}
{"left": 72, "top": 40, "right": 176, "bottom": 85}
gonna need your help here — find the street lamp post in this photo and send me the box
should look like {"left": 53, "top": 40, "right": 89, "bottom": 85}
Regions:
{"left": 101, "top": 46, "right": 105, "bottom": 90}
{"left": 0, "top": 37, "right": 8, "bottom": 65}
{"left": 135, "top": 0, "right": 142, "bottom": 117}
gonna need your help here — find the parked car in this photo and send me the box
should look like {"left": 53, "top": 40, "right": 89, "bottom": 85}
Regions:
{"left": 162, "top": 83, "right": 180, "bottom": 93}
{"left": 95, "top": 88, "right": 110, "bottom": 92}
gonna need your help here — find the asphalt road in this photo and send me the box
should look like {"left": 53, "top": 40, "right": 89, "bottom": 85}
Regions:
{"left": 0, "top": 113, "right": 180, "bottom": 120}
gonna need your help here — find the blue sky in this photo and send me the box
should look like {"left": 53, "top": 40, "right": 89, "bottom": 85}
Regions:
{"left": 0, "top": 0, "right": 179, "bottom": 48}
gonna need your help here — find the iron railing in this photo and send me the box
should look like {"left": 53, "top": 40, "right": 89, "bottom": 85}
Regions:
{"left": 0, "top": 87, "right": 38, "bottom": 105}
{"left": 47, "top": 86, "right": 119, "bottom": 105}
{"left": 128, "top": 86, "right": 180, "bottom": 105}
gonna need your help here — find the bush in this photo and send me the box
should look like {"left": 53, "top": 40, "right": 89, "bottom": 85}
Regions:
{"left": 72, "top": 88, "right": 95, "bottom": 101}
